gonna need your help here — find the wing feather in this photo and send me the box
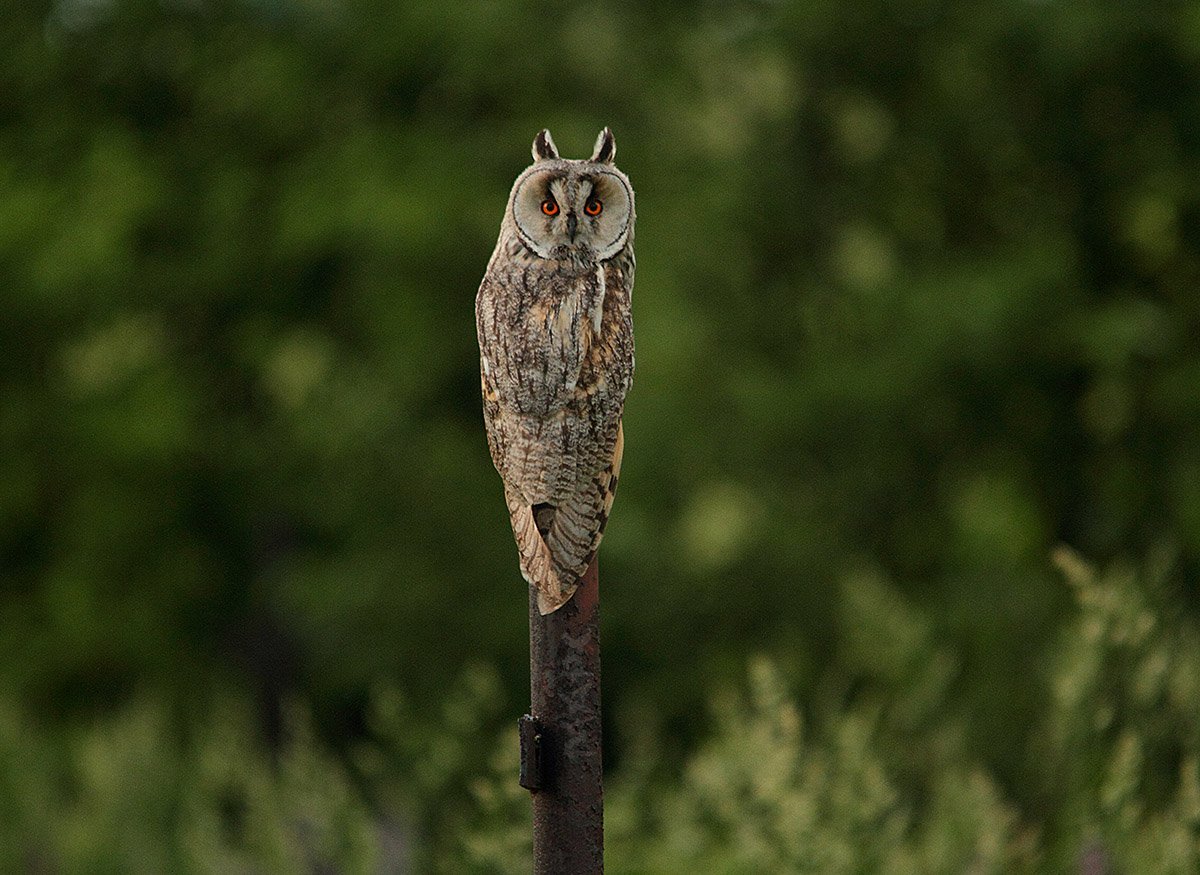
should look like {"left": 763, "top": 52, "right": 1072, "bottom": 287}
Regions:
{"left": 509, "top": 423, "right": 625, "bottom": 614}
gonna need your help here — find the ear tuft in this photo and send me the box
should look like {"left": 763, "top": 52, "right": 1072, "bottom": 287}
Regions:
{"left": 590, "top": 127, "right": 615, "bottom": 164}
{"left": 532, "top": 129, "right": 560, "bottom": 162}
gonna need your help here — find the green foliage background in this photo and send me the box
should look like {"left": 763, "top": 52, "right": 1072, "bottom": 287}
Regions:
{"left": 2, "top": 1, "right": 1199, "bottom": 870}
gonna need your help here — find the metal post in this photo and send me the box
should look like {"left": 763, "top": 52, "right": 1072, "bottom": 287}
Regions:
{"left": 520, "top": 557, "right": 603, "bottom": 873}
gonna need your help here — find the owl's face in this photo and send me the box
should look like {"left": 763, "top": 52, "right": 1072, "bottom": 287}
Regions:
{"left": 507, "top": 128, "right": 634, "bottom": 265}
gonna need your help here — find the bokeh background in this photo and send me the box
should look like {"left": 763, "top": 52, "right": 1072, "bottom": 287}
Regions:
{"left": 3, "top": 1, "right": 1200, "bottom": 871}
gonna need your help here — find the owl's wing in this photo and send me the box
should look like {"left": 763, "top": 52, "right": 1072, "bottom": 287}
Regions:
{"left": 506, "top": 422, "right": 624, "bottom": 614}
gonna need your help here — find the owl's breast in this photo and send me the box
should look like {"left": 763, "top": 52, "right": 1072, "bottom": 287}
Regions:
{"left": 480, "top": 261, "right": 605, "bottom": 416}
{"left": 477, "top": 256, "right": 633, "bottom": 502}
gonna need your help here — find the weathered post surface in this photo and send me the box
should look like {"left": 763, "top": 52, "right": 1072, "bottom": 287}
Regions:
{"left": 521, "top": 557, "right": 603, "bottom": 873}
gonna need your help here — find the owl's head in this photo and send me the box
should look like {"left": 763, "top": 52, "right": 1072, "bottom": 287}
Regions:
{"left": 506, "top": 128, "right": 634, "bottom": 265}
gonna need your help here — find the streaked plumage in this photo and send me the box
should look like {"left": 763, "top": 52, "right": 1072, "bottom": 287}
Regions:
{"left": 477, "top": 128, "right": 635, "bottom": 614}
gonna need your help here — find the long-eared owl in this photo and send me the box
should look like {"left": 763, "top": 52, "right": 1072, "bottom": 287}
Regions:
{"left": 476, "top": 128, "right": 635, "bottom": 614}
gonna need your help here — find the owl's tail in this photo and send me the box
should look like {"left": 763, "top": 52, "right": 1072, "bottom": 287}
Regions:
{"left": 506, "top": 424, "right": 624, "bottom": 614}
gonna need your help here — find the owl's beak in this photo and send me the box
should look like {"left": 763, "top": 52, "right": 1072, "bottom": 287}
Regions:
{"left": 566, "top": 213, "right": 578, "bottom": 242}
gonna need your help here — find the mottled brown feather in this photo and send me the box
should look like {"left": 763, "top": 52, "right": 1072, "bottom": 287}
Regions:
{"left": 495, "top": 429, "right": 623, "bottom": 613}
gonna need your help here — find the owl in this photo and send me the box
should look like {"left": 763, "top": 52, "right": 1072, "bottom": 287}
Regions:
{"left": 476, "top": 128, "right": 635, "bottom": 615}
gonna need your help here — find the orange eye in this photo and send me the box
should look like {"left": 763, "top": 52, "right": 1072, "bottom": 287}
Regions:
{"left": 584, "top": 197, "right": 603, "bottom": 216}
{"left": 541, "top": 198, "right": 559, "bottom": 216}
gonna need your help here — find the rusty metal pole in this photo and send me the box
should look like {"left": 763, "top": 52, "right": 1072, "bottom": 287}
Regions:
{"left": 520, "top": 556, "right": 603, "bottom": 873}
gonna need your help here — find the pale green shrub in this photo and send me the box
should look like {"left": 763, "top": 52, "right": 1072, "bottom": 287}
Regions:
{"left": 1043, "top": 547, "right": 1200, "bottom": 872}
{"left": 0, "top": 698, "right": 378, "bottom": 873}
{"left": 3, "top": 550, "right": 1197, "bottom": 873}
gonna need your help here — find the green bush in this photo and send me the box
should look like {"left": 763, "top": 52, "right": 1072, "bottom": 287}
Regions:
{"left": 3, "top": 552, "right": 1197, "bottom": 871}
{"left": 450, "top": 553, "right": 1199, "bottom": 873}
{"left": 0, "top": 697, "right": 378, "bottom": 872}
